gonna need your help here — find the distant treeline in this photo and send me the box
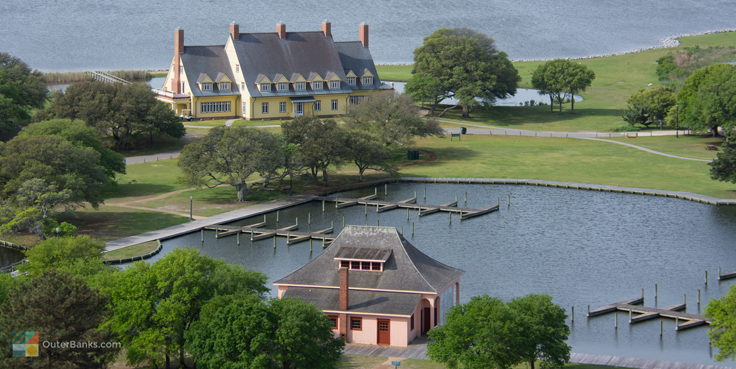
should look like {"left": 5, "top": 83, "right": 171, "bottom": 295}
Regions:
{"left": 42, "top": 70, "right": 166, "bottom": 84}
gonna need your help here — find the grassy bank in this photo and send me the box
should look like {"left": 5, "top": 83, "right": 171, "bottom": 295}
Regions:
{"left": 376, "top": 31, "right": 736, "bottom": 132}
{"left": 402, "top": 135, "right": 736, "bottom": 198}
{"left": 102, "top": 241, "right": 159, "bottom": 260}
{"left": 339, "top": 355, "right": 631, "bottom": 369}
{"left": 606, "top": 135, "right": 722, "bottom": 160}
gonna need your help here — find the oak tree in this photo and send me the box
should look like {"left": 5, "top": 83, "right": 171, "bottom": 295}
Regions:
{"left": 677, "top": 64, "right": 736, "bottom": 136}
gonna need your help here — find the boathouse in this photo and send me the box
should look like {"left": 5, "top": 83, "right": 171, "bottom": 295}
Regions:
{"left": 155, "top": 22, "right": 392, "bottom": 120}
{"left": 274, "top": 225, "right": 463, "bottom": 347}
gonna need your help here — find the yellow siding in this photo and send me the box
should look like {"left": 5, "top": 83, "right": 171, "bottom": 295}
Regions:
{"left": 192, "top": 95, "right": 241, "bottom": 118}
{"left": 247, "top": 94, "right": 351, "bottom": 120}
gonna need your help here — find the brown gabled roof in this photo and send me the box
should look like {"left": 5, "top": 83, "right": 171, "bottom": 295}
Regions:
{"left": 274, "top": 226, "right": 464, "bottom": 293}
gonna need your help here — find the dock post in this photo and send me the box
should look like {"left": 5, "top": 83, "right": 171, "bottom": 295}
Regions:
{"left": 401, "top": 225, "right": 404, "bottom": 234}
{"left": 449, "top": 212, "right": 452, "bottom": 225}
{"left": 641, "top": 288, "right": 644, "bottom": 303}
{"left": 407, "top": 208, "right": 410, "bottom": 220}
{"left": 215, "top": 228, "right": 219, "bottom": 239}
{"left": 412, "top": 222, "right": 415, "bottom": 237}
{"left": 310, "top": 238, "right": 313, "bottom": 252}
{"left": 655, "top": 283, "right": 658, "bottom": 306}
{"left": 698, "top": 289, "right": 701, "bottom": 306}
{"left": 587, "top": 304, "right": 590, "bottom": 316}
{"left": 377, "top": 218, "right": 380, "bottom": 226}
{"left": 322, "top": 237, "right": 326, "bottom": 248}
{"left": 384, "top": 183, "right": 387, "bottom": 195}
{"left": 308, "top": 212, "right": 311, "bottom": 225}
{"left": 675, "top": 316, "right": 679, "bottom": 331}
{"left": 414, "top": 191, "right": 417, "bottom": 200}
{"left": 276, "top": 210, "right": 279, "bottom": 224}
{"left": 273, "top": 235, "right": 276, "bottom": 249}
{"left": 237, "top": 232, "right": 240, "bottom": 246}
{"left": 464, "top": 191, "right": 467, "bottom": 205}
{"left": 660, "top": 320, "right": 663, "bottom": 338}
{"left": 263, "top": 214, "right": 266, "bottom": 223}
{"left": 424, "top": 186, "right": 427, "bottom": 201}
{"left": 374, "top": 187, "right": 377, "bottom": 196}
{"left": 614, "top": 312, "right": 618, "bottom": 330}
{"left": 571, "top": 306, "right": 574, "bottom": 324}
{"left": 376, "top": 203, "right": 379, "bottom": 213}
{"left": 200, "top": 229, "right": 204, "bottom": 245}
{"left": 628, "top": 309, "right": 632, "bottom": 323}
{"left": 296, "top": 217, "right": 299, "bottom": 227}
{"left": 705, "top": 270, "right": 708, "bottom": 286}
{"left": 365, "top": 203, "right": 367, "bottom": 216}
{"left": 322, "top": 200, "right": 325, "bottom": 212}
{"left": 342, "top": 215, "right": 345, "bottom": 228}
{"left": 508, "top": 194, "right": 511, "bottom": 208}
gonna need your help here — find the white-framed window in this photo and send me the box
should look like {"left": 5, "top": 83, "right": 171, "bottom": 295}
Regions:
{"left": 200, "top": 101, "right": 231, "bottom": 113}
{"left": 219, "top": 82, "right": 230, "bottom": 91}
{"left": 277, "top": 82, "right": 289, "bottom": 92}
{"left": 349, "top": 96, "right": 366, "bottom": 105}
{"left": 242, "top": 102, "right": 247, "bottom": 115}
{"left": 347, "top": 77, "right": 356, "bottom": 86}
{"left": 241, "top": 82, "right": 245, "bottom": 90}
{"left": 295, "top": 82, "right": 306, "bottom": 91}
{"left": 329, "top": 80, "right": 339, "bottom": 89}
{"left": 362, "top": 76, "right": 373, "bottom": 86}
{"left": 201, "top": 83, "right": 212, "bottom": 91}
{"left": 314, "top": 100, "right": 321, "bottom": 111}
{"left": 312, "top": 81, "right": 322, "bottom": 90}
{"left": 235, "top": 65, "right": 240, "bottom": 73}
{"left": 261, "top": 102, "right": 269, "bottom": 114}
{"left": 260, "top": 83, "right": 271, "bottom": 92}
{"left": 331, "top": 99, "right": 338, "bottom": 111}
{"left": 279, "top": 101, "right": 287, "bottom": 113}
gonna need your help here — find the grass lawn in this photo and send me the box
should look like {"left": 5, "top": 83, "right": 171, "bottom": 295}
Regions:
{"left": 400, "top": 135, "right": 736, "bottom": 198}
{"left": 339, "top": 354, "right": 387, "bottom": 368}
{"left": 378, "top": 31, "right": 736, "bottom": 133}
{"left": 106, "top": 159, "right": 188, "bottom": 198}
{"left": 119, "top": 136, "right": 188, "bottom": 157}
{"left": 59, "top": 206, "right": 188, "bottom": 242}
{"left": 233, "top": 119, "right": 289, "bottom": 127}
{"left": 607, "top": 135, "right": 723, "bottom": 160}
{"left": 185, "top": 119, "right": 231, "bottom": 127}
{"left": 102, "top": 241, "right": 159, "bottom": 260}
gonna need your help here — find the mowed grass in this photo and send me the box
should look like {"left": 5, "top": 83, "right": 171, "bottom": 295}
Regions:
{"left": 400, "top": 135, "right": 736, "bottom": 198}
{"left": 378, "top": 31, "right": 736, "bottom": 132}
{"left": 233, "top": 119, "right": 289, "bottom": 127}
{"left": 607, "top": 135, "right": 723, "bottom": 160}
{"left": 106, "top": 159, "right": 187, "bottom": 198}
{"left": 59, "top": 206, "right": 189, "bottom": 242}
{"left": 397, "top": 360, "right": 631, "bottom": 369}
{"left": 102, "top": 241, "right": 159, "bottom": 260}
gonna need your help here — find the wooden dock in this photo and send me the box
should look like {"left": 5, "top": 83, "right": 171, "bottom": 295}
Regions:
{"left": 314, "top": 195, "right": 499, "bottom": 220}
{"left": 587, "top": 297, "right": 711, "bottom": 331}
{"left": 205, "top": 223, "right": 336, "bottom": 246}
{"left": 718, "top": 268, "right": 736, "bottom": 281}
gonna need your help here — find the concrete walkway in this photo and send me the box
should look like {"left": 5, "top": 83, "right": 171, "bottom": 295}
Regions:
{"left": 583, "top": 138, "right": 711, "bottom": 162}
{"left": 224, "top": 119, "right": 236, "bottom": 127}
{"left": 104, "top": 195, "right": 314, "bottom": 252}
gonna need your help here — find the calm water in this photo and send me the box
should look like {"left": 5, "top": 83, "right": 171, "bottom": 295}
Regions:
{"left": 2, "top": 1, "right": 735, "bottom": 71}
{"left": 0, "top": 247, "right": 24, "bottom": 268}
{"left": 153, "top": 183, "right": 736, "bottom": 364}
{"left": 391, "top": 82, "right": 583, "bottom": 106}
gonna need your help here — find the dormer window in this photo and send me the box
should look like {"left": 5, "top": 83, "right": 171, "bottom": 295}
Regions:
{"left": 335, "top": 247, "right": 390, "bottom": 272}
{"left": 329, "top": 80, "right": 340, "bottom": 89}
{"left": 312, "top": 81, "right": 323, "bottom": 90}
{"left": 347, "top": 77, "right": 356, "bottom": 86}
{"left": 201, "top": 83, "right": 212, "bottom": 91}
{"left": 260, "top": 84, "right": 271, "bottom": 92}
{"left": 295, "top": 82, "right": 306, "bottom": 91}
{"left": 362, "top": 76, "right": 373, "bottom": 86}
{"left": 219, "top": 82, "right": 230, "bottom": 91}
{"left": 277, "top": 82, "right": 289, "bottom": 92}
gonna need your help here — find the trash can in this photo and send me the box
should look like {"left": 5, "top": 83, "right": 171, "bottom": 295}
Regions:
{"left": 461, "top": 127, "right": 467, "bottom": 134}
{"left": 407, "top": 150, "right": 420, "bottom": 160}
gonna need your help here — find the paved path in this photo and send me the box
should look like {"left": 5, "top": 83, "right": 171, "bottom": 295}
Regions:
{"left": 224, "top": 119, "right": 236, "bottom": 127}
{"left": 583, "top": 138, "right": 711, "bottom": 162}
{"left": 104, "top": 195, "right": 314, "bottom": 252}
{"left": 344, "top": 343, "right": 734, "bottom": 369}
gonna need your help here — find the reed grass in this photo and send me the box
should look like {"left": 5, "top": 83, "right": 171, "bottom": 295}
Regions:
{"left": 42, "top": 70, "right": 153, "bottom": 84}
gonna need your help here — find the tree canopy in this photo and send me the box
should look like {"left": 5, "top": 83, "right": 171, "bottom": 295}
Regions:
{"left": 47, "top": 81, "right": 184, "bottom": 149}
{"left": 707, "top": 285, "right": 736, "bottom": 361}
{"left": 0, "top": 269, "right": 118, "bottom": 369}
{"left": 622, "top": 86, "right": 676, "bottom": 128}
{"left": 20, "top": 119, "right": 125, "bottom": 177}
{"left": 428, "top": 294, "right": 570, "bottom": 369}
{"left": 411, "top": 28, "right": 520, "bottom": 117}
{"left": 710, "top": 137, "right": 736, "bottom": 183}
{"left": 677, "top": 63, "right": 736, "bottom": 135}
{"left": 282, "top": 117, "right": 347, "bottom": 185}
{"left": 0, "top": 53, "right": 47, "bottom": 140}
{"left": 179, "top": 127, "right": 284, "bottom": 201}
{"left": 532, "top": 59, "right": 595, "bottom": 112}
{"left": 19, "top": 235, "right": 106, "bottom": 277}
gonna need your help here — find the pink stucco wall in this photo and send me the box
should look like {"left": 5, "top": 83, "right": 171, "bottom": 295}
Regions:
{"left": 348, "top": 315, "right": 377, "bottom": 345}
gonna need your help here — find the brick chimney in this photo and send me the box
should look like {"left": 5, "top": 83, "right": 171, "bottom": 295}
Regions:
{"left": 172, "top": 28, "right": 184, "bottom": 94}
{"left": 359, "top": 23, "right": 369, "bottom": 47}
{"left": 229, "top": 23, "right": 239, "bottom": 40}
{"left": 339, "top": 266, "right": 349, "bottom": 310}
{"left": 276, "top": 23, "right": 286, "bottom": 39}
{"left": 321, "top": 21, "right": 332, "bottom": 37}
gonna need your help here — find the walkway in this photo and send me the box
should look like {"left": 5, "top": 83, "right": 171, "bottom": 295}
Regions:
{"left": 104, "top": 195, "right": 315, "bottom": 252}
{"left": 343, "top": 343, "right": 735, "bottom": 369}
{"left": 582, "top": 138, "right": 711, "bottom": 162}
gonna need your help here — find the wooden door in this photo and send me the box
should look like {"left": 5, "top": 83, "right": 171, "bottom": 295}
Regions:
{"left": 422, "top": 307, "right": 430, "bottom": 334}
{"left": 377, "top": 319, "right": 390, "bottom": 345}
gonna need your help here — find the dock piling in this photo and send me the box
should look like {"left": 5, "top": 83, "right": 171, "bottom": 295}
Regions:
{"left": 698, "top": 289, "right": 701, "bottom": 306}
{"left": 655, "top": 283, "right": 658, "bottom": 305}
{"left": 384, "top": 183, "right": 387, "bottom": 195}
{"left": 628, "top": 309, "right": 632, "bottom": 323}
{"left": 310, "top": 238, "right": 313, "bottom": 252}
{"left": 308, "top": 212, "right": 311, "bottom": 225}
{"left": 374, "top": 187, "right": 377, "bottom": 196}
{"left": 200, "top": 229, "right": 204, "bottom": 244}
{"left": 296, "top": 217, "right": 299, "bottom": 226}
{"left": 364, "top": 203, "right": 367, "bottom": 215}
{"left": 276, "top": 211, "right": 279, "bottom": 224}
{"left": 587, "top": 304, "right": 590, "bottom": 316}
{"left": 571, "top": 306, "right": 575, "bottom": 324}
{"left": 449, "top": 211, "right": 452, "bottom": 225}
{"left": 273, "top": 235, "right": 276, "bottom": 249}
{"left": 322, "top": 200, "right": 325, "bottom": 212}
{"left": 412, "top": 222, "right": 415, "bottom": 237}
{"left": 614, "top": 312, "right": 618, "bottom": 330}
{"left": 236, "top": 232, "right": 240, "bottom": 246}
{"left": 423, "top": 186, "right": 427, "bottom": 201}
{"left": 377, "top": 218, "right": 380, "bottom": 226}
{"left": 705, "top": 270, "right": 708, "bottom": 286}
{"left": 660, "top": 320, "right": 663, "bottom": 338}
{"left": 464, "top": 191, "right": 467, "bottom": 205}
{"left": 407, "top": 208, "right": 410, "bottom": 220}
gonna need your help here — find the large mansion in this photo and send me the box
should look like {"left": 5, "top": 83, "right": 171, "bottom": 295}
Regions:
{"left": 155, "top": 22, "right": 392, "bottom": 120}
{"left": 274, "top": 226, "right": 463, "bottom": 347}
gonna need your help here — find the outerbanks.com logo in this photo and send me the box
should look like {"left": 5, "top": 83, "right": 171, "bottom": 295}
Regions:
{"left": 11, "top": 331, "right": 121, "bottom": 358}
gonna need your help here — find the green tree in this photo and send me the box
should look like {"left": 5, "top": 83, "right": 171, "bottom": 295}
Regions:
{"left": 677, "top": 64, "right": 736, "bottom": 136}
{"left": 625, "top": 86, "right": 676, "bottom": 127}
{"left": 412, "top": 28, "right": 520, "bottom": 118}
{"left": 20, "top": 119, "right": 125, "bottom": 177}
{"left": 507, "top": 294, "right": 570, "bottom": 369}
{"left": 622, "top": 103, "right": 651, "bottom": 128}
{"left": 49, "top": 81, "right": 184, "bottom": 149}
{"left": 707, "top": 285, "right": 736, "bottom": 360}
{"left": 404, "top": 74, "right": 445, "bottom": 115}
{"left": 179, "top": 127, "right": 284, "bottom": 202}
{"left": 710, "top": 137, "right": 736, "bottom": 183}
{"left": 0, "top": 53, "right": 47, "bottom": 139}
{"left": 0, "top": 135, "right": 110, "bottom": 207}
{"left": 346, "top": 94, "right": 442, "bottom": 148}
{"left": 0, "top": 270, "right": 118, "bottom": 369}
{"left": 104, "top": 249, "right": 268, "bottom": 369}
{"left": 428, "top": 295, "right": 522, "bottom": 369}
{"left": 18, "top": 235, "right": 106, "bottom": 276}
{"left": 345, "top": 130, "right": 396, "bottom": 181}
{"left": 0, "top": 178, "right": 73, "bottom": 237}
{"left": 532, "top": 59, "right": 595, "bottom": 112}
{"left": 282, "top": 117, "right": 347, "bottom": 185}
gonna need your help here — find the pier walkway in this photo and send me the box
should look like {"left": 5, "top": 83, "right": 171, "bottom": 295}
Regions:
{"left": 588, "top": 297, "right": 711, "bottom": 330}
{"left": 314, "top": 194, "right": 499, "bottom": 220}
